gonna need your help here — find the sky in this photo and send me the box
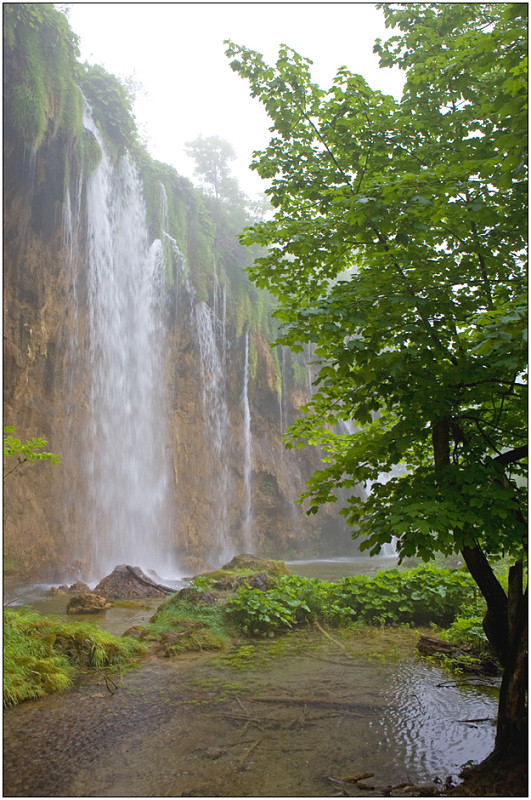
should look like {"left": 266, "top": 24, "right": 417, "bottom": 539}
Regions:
{"left": 66, "top": 3, "right": 405, "bottom": 199}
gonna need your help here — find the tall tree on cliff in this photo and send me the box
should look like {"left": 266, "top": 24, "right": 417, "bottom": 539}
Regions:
{"left": 226, "top": 2, "right": 527, "bottom": 763}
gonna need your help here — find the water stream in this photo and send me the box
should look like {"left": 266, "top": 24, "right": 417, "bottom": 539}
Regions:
{"left": 241, "top": 331, "right": 253, "bottom": 552}
{"left": 80, "top": 109, "right": 173, "bottom": 581}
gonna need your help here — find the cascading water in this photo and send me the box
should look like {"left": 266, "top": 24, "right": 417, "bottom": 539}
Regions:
{"left": 195, "top": 299, "right": 232, "bottom": 563}
{"left": 241, "top": 332, "right": 253, "bottom": 551}
{"left": 82, "top": 109, "right": 173, "bottom": 580}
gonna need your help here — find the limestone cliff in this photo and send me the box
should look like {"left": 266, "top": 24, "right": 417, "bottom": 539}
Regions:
{"left": 3, "top": 6, "right": 355, "bottom": 579}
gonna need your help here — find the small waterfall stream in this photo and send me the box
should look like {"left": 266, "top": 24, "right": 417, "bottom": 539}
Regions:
{"left": 241, "top": 332, "right": 253, "bottom": 551}
{"left": 81, "top": 109, "right": 172, "bottom": 579}
{"left": 195, "top": 299, "right": 232, "bottom": 563}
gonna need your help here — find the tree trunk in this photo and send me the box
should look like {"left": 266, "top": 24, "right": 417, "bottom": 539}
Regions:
{"left": 461, "top": 550, "right": 528, "bottom": 761}
{"left": 492, "top": 563, "right": 528, "bottom": 760}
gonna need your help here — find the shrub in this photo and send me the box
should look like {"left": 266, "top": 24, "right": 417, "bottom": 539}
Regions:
{"left": 227, "top": 565, "right": 484, "bottom": 636}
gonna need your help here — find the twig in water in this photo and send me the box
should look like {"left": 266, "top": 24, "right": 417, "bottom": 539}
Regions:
{"left": 314, "top": 620, "right": 347, "bottom": 650}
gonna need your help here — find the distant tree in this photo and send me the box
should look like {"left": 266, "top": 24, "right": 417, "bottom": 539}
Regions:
{"left": 185, "top": 134, "right": 243, "bottom": 203}
{"left": 3, "top": 425, "right": 61, "bottom": 481}
{"left": 226, "top": 2, "right": 527, "bottom": 765}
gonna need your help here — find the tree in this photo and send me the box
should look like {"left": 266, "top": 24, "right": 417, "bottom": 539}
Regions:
{"left": 185, "top": 134, "right": 243, "bottom": 203}
{"left": 226, "top": 2, "right": 527, "bottom": 764}
{"left": 3, "top": 425, "right": 61, "bottom": 481}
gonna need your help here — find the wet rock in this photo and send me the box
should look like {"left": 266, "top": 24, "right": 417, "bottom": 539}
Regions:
{"left": 50, "top": 586, "right": 67, "bottom": 595}
{"left": 68, "top": 581, "right": 92, "bottom": 594}
{"left": 177, "top": 588, "right": 217, "bottom": 605}
{"left": 123, "top": 625, "right": 147, "bottom": 639}
{"left": 234, "top": 572, "right": 272, "bottom": 592}
{"left": 221, "top": 554, "right": 289, "bottom": 577}
{"left": 66, "top": 593, "right": 110, "bottom": 614}
{"left": 93, "top": 564, "right": 168, "bottom": 599}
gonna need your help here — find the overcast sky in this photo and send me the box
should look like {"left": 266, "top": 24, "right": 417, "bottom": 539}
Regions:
{"left": 66, "top": 3, "right": 405, "bottom": 198}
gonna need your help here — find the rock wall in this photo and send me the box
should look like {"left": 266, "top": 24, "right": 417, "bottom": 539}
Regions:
{"left": 3, "top": 10, "right": 356, "bottom": 579}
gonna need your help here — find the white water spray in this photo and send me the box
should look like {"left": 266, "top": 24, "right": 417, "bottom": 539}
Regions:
{"left": 82, "top": 110, "right": 172, "bottom": 579}
{"left": 195, "top": 299, "right": 232, "bottom": 563}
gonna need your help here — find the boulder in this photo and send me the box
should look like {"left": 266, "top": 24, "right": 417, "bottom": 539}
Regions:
{"left": 93, "top": 564, "right": 170, "bottom": 599}
{"left": 66, "top": 593, "right": 110, "bottom": 614}
{"left": 234, "top": 572, "right": 272, "bottom": 592}
{"left": 50, "top": 586, "right": 67, "bottom": 595}
{"left": 67, "top": 581, "right": 92, "bottom": 594}
{"left": 177, "top": 587, "right": 217, "bottom": 605}
{"left": 221, "top": 554, "right": 290, "bottom": 577}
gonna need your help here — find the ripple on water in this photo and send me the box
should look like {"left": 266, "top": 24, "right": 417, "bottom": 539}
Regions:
{"left": 381, "top": 660, "right": 498, "bottom": 781}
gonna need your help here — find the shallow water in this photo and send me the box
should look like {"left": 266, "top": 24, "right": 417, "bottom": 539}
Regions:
{"left": 287, "top": 555, "right": 400, "bottom": 581}
{"left": 3, "top": 629, "right": 498, "bottom": 797}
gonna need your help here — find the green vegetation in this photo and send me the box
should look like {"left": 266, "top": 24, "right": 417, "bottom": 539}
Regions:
{"left": 143, "top": 590, "right": 231, "bottom": 654}
{"left": 3, "top": 4, "right": 82, "bottom": 149}
{"left": 3, "top": 607, "right": 146, "bottom": 707}
{"left": 80, "top": 64, "right": 137, "bottom": 158}
{"left": 3, "top": 425, "right": 61, "bottom": 481}
{"left": 227, "top": 566, "right": 483, "bottom": 636}
{"left": 226, "top": 2, "right": 527, "bottom": 758}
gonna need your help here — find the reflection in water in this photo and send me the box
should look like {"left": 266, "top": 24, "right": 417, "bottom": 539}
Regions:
{"left": 3, "top": 631, "right": 498, "bottom": 797}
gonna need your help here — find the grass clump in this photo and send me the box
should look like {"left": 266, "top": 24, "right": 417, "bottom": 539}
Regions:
{"left": 145, "top": 589, "right": 232, "bottom": 654}
{"left": 3, "top": 607, "right": 146, "bottom": 707}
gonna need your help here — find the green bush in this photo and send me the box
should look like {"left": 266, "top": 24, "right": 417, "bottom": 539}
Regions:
{"left": 227, "top": 566, "right": 484, "bottom": 636}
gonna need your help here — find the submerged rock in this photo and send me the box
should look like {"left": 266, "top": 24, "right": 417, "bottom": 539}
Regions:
{"left": 66, "top": 593, "right": 110, "bottom": 614}
{"left": 94, "top": 564, "right": 170, "bottom": 599}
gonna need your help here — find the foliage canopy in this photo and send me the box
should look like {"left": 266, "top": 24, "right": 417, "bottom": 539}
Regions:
{"left": 225, "top": 3, "right": 528, "bottom": 564}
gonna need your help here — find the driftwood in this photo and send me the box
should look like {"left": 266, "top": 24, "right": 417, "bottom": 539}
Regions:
{"left": 3, "top": 597, "right": 19, "bottom": 608}
{"left": 416, "top": 635, "right": 457, "bottom": 656}
{"left": 326, "top": 775, "right": 441, "bottom": 797}
{"left": 249, "top": 695, "right": 382, "bottom": 713}
{"left": 125, "top": 565, "right": 174, "bottom": 595}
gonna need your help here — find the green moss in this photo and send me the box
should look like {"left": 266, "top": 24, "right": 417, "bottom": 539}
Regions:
{"left": 4, "top": 4, "right": 82, "bottom": 149}
{"left": 80, "top": 64, "right": 136, "bottom": 157}
{"left": 79, "top": 128, "right": 102, "bottom": 174}
{"left": 145, "top": 595, "right": 232, "bottom": 654}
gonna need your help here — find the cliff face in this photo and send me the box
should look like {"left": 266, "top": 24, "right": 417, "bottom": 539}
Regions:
{"left": 3, "top": 7, "right": 355, "bottom": 580}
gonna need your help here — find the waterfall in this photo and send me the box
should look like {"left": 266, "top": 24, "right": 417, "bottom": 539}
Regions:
{"left": 241, "top": 332, "right": 253, "bottom": 551}
{"left": 82, "top": 108, "right": 172, "bottom": 580}
{"left": 195, "top": 300, "right": 232, "bottom": 563}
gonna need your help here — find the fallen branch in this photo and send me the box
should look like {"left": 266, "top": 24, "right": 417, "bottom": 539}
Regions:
{"left": 97, "top": 670, "right": 118, "bottom": 695}
{"left": 249, "top": 695, "right": 381, "bottom": 712}
{"left": 314, "top": 620, "right": 347, "bottom": 650}
{"left": 239, "top": 739, "right": 260, "bottom": 763}
{"left": 3, "top": 597, "right": 19, "bottom": 607}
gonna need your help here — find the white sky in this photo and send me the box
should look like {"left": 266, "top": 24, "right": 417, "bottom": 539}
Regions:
{"left": 65, "top": 2, "right": 405, "bottom": 199}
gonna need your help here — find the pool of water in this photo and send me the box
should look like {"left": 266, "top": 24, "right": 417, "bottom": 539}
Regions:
{"left": 287, "top": 555, "right": 401, "bottom": 581}
{"left": 3, "top": 630, "right": 498, "bottom": 797}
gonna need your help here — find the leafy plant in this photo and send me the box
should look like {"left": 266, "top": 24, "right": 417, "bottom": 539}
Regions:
{"left": 227, "top": 566, "right": 482, "bottom": 636}
{"left": 3, "top": 425, "right": 61, "bottom": 481}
